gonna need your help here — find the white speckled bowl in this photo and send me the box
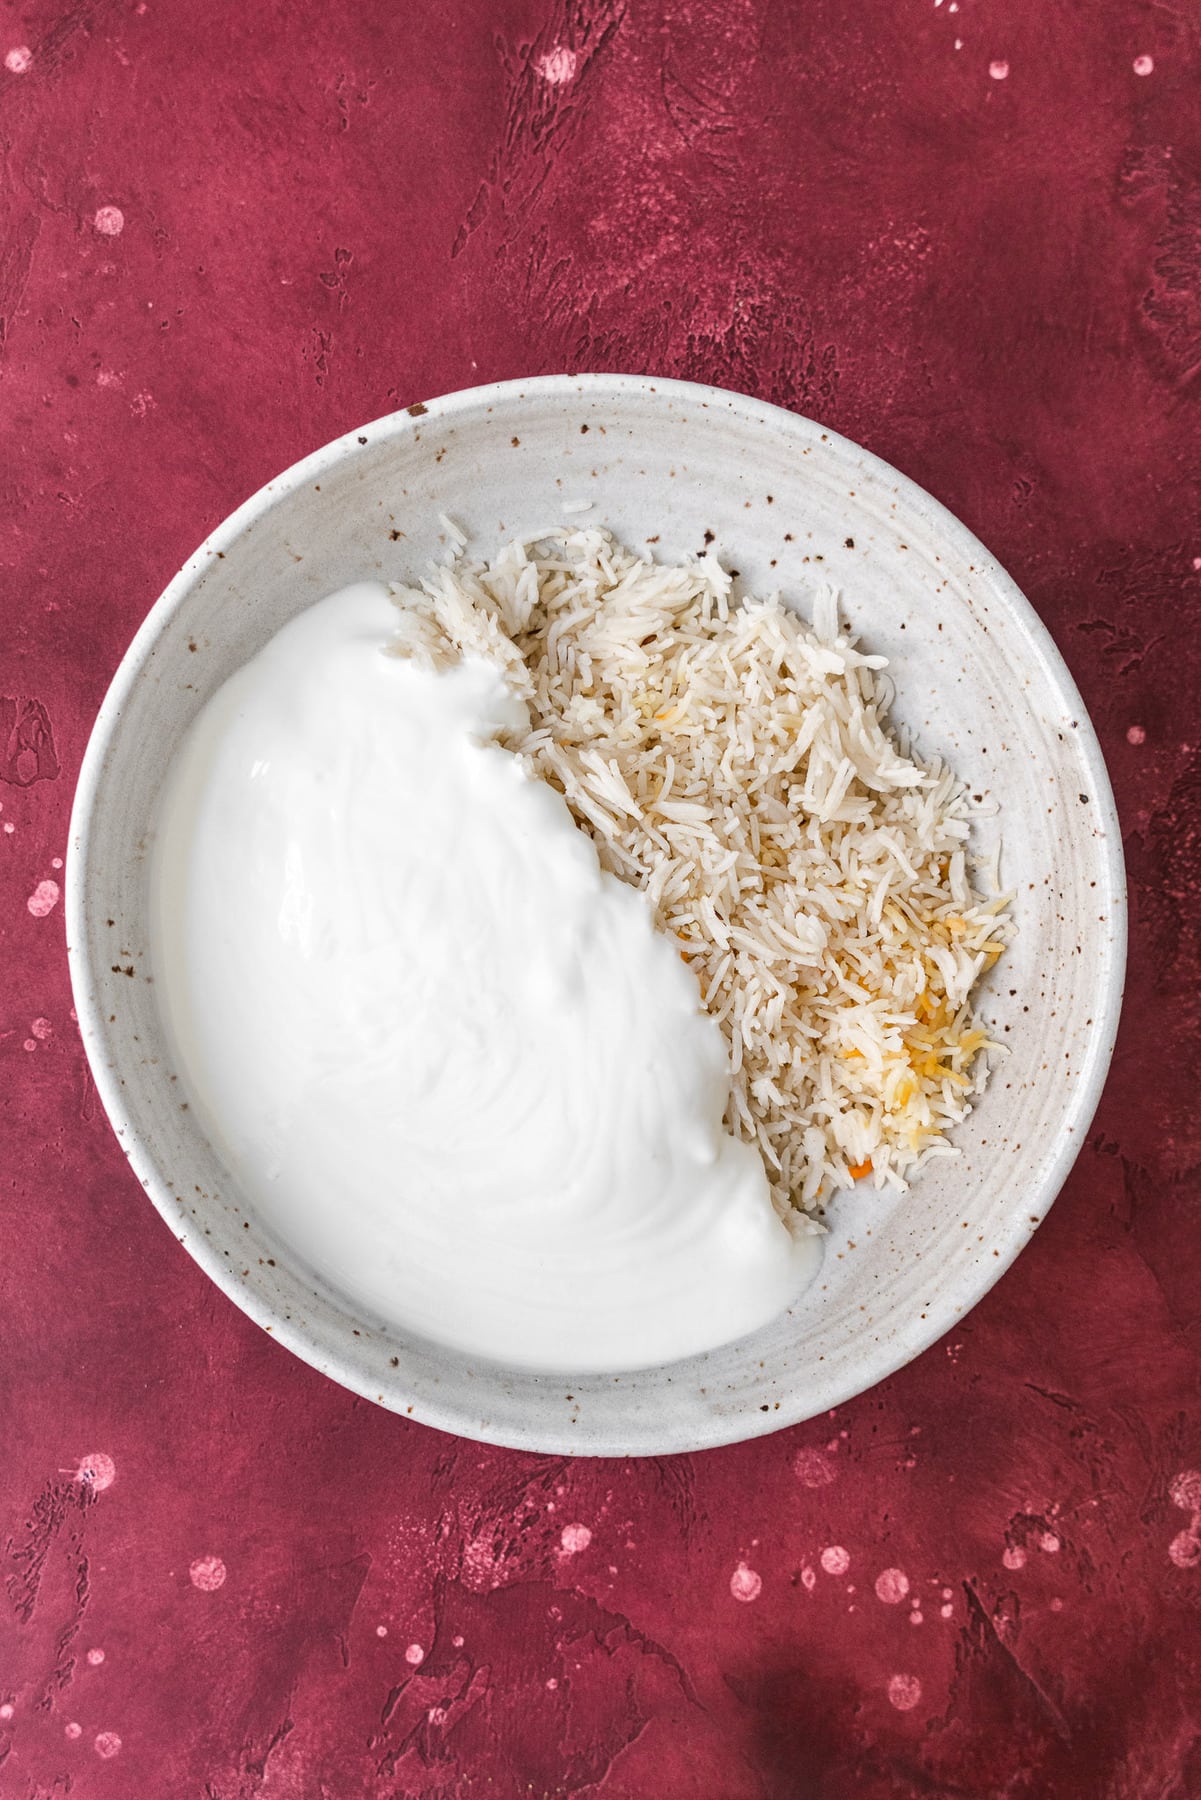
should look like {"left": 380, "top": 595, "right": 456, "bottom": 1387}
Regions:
{"left": 67, "top": 375, "right": 1125, "bottom": 1454}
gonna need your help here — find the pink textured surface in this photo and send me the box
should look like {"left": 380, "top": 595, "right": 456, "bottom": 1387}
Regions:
{"left": 1, "top": 1, "right": 1199, "bottom": 1793}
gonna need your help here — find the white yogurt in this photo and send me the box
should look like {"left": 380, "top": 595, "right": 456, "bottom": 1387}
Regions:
{"left": 151, "top": 582, "right": 820, "bottom": 1370}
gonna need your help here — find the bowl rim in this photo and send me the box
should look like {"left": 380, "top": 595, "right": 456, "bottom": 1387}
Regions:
{"left": 66, "top": 371, "right": 1127, "bottom": 1453}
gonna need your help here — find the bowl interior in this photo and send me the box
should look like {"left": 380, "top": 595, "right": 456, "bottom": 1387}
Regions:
{"left": 67, "top": 375, "right": 1125, "bottom": 1454}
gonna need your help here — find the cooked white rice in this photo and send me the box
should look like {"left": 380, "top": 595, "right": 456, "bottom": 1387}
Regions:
{"left": 388, "top": 527, "right": 1011, "bottom": 1222}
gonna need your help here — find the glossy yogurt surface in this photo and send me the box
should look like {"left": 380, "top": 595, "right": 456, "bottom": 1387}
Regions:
{"left": 150, "top": 581, "right": 820, "bottom": 1370}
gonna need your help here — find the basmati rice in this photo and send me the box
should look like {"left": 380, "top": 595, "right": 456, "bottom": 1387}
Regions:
{"left": 389, "top": 527, "right": 1012, "bottom": 1223}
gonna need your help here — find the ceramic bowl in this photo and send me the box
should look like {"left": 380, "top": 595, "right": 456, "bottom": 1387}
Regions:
{"left": 66, "top": 374, "right": 1126, "bottom": 1454}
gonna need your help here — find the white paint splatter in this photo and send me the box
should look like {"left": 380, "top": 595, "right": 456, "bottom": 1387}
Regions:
{"left": 5, "top": 45, "right": 32, "bottom": 73}
{"left": 1002, "top": 1545, "right": 1027, "bottom": 1571}
{"left": 535, "top": 45, "right": 578, "bottom": 84}
{"left": 461, "top": 1528, "right": 505, "bottom": 1592}
{"left": 1170, "top": 1470, "right": 1201, "bottom": 1511}
{"left": 94, "top": 1731, "right": 122, "bottom": 1758}
{"left": 560, "top": 1522, "right": 592, "bottom": 1555}
{"left": 405, "top": 1643, "right": 425, "bottom": 1666}
{"left": 875, "top": 1568, "right": 910, "bottom": 1605}
{"left": 793, "top": 1447, "right": 837, "bottom": 1487}
{"left": 32, "top": 1017, "right": 53, "bottom": 1040}
{"left": 1037, "top": 1531, "right": 1061, "bottom": 1553}
{"left": 1132, "top": 54, "right": 1154, "bottom": 76}
{"left": 27, "top": 879, "right": 60, "bottom": 917}
{"left": 887, "top": 1673, "right": 922, "bottom": 1711}
{"left": 820, "top": 1545, "right": 850, "bottom": 1576}
{"left": 23, "top": 1039, "right": 35, "bottom": 1052}
{"left": 93, "top": 206, "right": 125, "bottom": 237}
{"left": 376, "top": 1624, "right": 388, "bottom": 1637}
{"left": 51, "top": 856, "right": 63, "bottom": 870}
{"left": 1169, "top": 1531, "right": 1201, "bottom": 1569}
{"left": 729, "top": 1562, "right": 762, "bottom": 1602}
{"left": 800, "top": 1564, "right": 817, "bottom": 1592}
{"left": 189, "top": 1555, "right": 226, "bottom": 1591}
{"left": 989, "top": 59, "right": 1009, "bottom": 79}
{"left": 0, "top": 1704, "right": 12, "bottom": 1720}
{"left": 1126, "top": 724, "right": 1146, "bottom": 745}
{"left": 86, "top": 1648, "right": 105, "bottom": 1666}
{"left": 909, "top": 1610, "right": 923, "bottom": 1624}
{"left": 940, "top": 1602, "right": 954, "bottom": 1618}
{"left": 452, "top": 1634, "right": 464, "bottom": 1648}
{"left": 65, "top": 1721, "right": 82, "bottom": 1739}
{"left": 75, "top": 1452, "right": 115, "bottom": 1492}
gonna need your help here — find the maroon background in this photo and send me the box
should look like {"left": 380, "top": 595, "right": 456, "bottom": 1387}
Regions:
{"left": 3, "top": 1, "right": 1200, "bottom": 1794}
